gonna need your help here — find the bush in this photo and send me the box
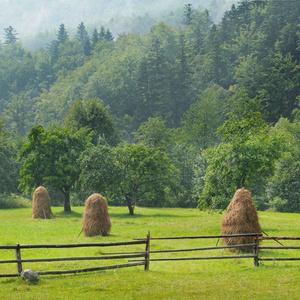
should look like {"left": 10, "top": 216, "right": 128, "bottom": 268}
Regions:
{"left": 0, "top": 194, "right": 31, "bottom": 209}
{"left": 269, "top": 197, "right": 288, "bottom": 212}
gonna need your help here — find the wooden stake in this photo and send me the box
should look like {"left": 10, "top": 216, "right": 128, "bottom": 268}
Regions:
{"left": 15, "top": 243, "right": 22, "bottom": 275}
{"left": 144, "top": 231, "right": 150, "bottom": 271}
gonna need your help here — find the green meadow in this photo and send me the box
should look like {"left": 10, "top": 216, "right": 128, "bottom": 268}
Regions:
{"left": 1, "top": 206, "right": 300, "bottom": 299}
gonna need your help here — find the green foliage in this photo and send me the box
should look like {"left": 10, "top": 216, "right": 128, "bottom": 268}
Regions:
{"left": 199, "top": 109, "right": 284, "bottom": 211}
{"left": 114, "top": 144, "right": 179, "bottom": 213}
{"left": 181, "top": 84, "right": 229, "bottom": 150}
{"left": 75, "top": 22, "right": 88, "bottom": 43}
{"left": 64, "top": 99, "right": 121, "bottom": 146}
{"left": 184, "top": 8, "right": 212, "bottom": 56}
{"left": 77, "top": 142, "right": 118, "bottom": 202}
{"left": 0, "top": 193, "right": 30, "bottom": 209}
{"left": 167, "top": 142, "right": 198, "bottom": 208}
{"left": 57, "top": 24, "right": 68, "bottom": 44}
{"left": 266, "top": 115, "right": 300, "bottom": 212}
{"left": 0, "top": 119, "right": 20, "bottom": 194}
{"left": 19, "top": 124, "right": 92, "bottom": 211}
{"left": 268, "top": 196, "right": 288, "bottom": 213}
{"left": 78, "top": 143, "right": 179, "bottom": 214}
{"left": 134, "top": 117, "right": 173, "bottom": 150}
{"left": 182, "top": 4, "right": 195, "bottom": 26}
{"left": 259, "top": 52, "right": 300, "bottom": 123}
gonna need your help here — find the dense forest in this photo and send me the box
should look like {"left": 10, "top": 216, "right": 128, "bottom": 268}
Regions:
{"left": 1, "top": 0, "right": 300, "bottom": 214}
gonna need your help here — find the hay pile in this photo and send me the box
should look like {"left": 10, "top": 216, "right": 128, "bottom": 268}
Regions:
{"left": 82, "top": 193, "right": 111, "bottom": 237}
{"left": 32, "top": 186, "right": 53, "bottom": 219}
{"left": 221, "top": 188, "right": 261, "bottom": 252}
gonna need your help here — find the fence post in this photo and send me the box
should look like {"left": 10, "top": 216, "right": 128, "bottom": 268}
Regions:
{"left": 253, "top": 235, "right": 259, "bottom": 267}
{"left": 144, "top": 231, "right": 150, "bottom": 271}
{"left": 15, "top": 243, "right": 22, "bottom": 275}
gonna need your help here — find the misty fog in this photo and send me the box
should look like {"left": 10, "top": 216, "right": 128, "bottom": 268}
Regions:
{"left": 1, "top": 0, "right": 237, "bottom": 48}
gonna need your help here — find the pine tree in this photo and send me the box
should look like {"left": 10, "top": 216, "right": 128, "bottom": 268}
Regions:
{"left": 47, "top": 40, "right": 59, "bottom": 64}
{"left": 4, "top": 26, "right": 18, "bottom": 45}
{"left": 105, "top": 29, "right": 114, "bottom": 41}
{"left": 91, "top": 28, "right": 99, "bottom": 45}
{"left": 57, "top": 23, "right": 68, "bottom": 44}
{"left": 183, "top": 4, "right": 194, "bottom": 26}
{"left": 75, "top": 22, "right": 88, "bottom": 43}
{"left": 170, "top": 31, "right": 192, "bottom": 127}
{"left": 99, "top": 26, "right": 106, "bottom": 40}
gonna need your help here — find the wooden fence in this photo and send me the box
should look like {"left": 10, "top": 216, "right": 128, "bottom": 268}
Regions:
{"left": 0, "top": 233, "right": 150, "bottom": 278}
{"left": 132, "top": 233, "right": 262, "bottom": 267}
{"left": 1, "top": 233, "right": 300, "bottom": 278}
{"left": 258, "top": 236, "right": 300, "bottom": 264}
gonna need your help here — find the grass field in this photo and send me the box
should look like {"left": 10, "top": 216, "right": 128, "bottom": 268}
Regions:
{"left": 0, "top": 206, "right": 300, "bottom": 299}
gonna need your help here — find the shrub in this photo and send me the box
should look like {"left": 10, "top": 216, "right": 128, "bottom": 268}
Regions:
{"left": 0, "top": 194, "right": 31, "bottom": 209}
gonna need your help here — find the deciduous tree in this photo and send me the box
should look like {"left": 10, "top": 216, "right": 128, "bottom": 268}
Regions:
{"left": 19, "top": 125, "right": 92, "bottom": 212}
{"left": 78, "top": 143, "right": 178, "bottom": 215}
{"left": 199, "top": 109, "right": 284, "bottom": 210}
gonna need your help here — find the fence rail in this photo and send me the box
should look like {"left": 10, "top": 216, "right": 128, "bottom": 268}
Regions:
{"left": 1, "top": 233, "right": 300, "bottom": 278}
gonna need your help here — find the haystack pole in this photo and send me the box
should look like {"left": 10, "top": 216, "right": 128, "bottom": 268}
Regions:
{"left": 220, "top": 188, "right": 261, "bottom": 252}
{"left": 32, "top": 186, "right": 53, "bottom": 219}
{"left": 82, "top": 193, "right": 111, "bottom": 237}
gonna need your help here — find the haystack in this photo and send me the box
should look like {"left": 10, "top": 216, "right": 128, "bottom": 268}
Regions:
{"left": 32, "top": 186, "right": 53, "bottom": 219}
{"left": 82, "top": 193, "right": 111, "bottom": 237}
{"left": 220, "top": 188, "right": 261, "bottom": 252}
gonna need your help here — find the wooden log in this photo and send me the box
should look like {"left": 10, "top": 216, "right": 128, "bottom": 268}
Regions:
{"left": 100, "top": 251, "right": 147, "bottom": 255}
{"left": 0, "top": 245, "right": 18, "bottom": 250}
{"left": 35, "top": 261, "right": 146, "bottom": 276}
{"left": 17, "top": 240, "right": 147, "bottom": 249}
{"left": 0, "top": 259, "right": 20, "bottom": 264}
{"left": 130, "top": 255, "right": 255, "bottom": 262}
{"left": 7, "top": 253, "right": 145, "bottom": 263}
{"left": 259, "top": 236, "right": 300, "bottom": 240}
{"left": 143, "top": 233, "right": 262, "bottom": 240}
{"left": 148, "top": 243, "right": 256, "bottom": 254}
{"left": 259, "top": 246, "right": 300, "bottom": 250}
{"left": 0, "top": 273, "right": 20, "bottom": 278}
{"left": 100, "top": 243, "right": 256, "bottom": 255}
{"left": 259, "top": 257, "right": 300, "bottom": 261}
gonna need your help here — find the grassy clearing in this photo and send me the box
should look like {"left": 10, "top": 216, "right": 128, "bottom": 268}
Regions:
{"left": 0, "top": 206, "right": 300, "bottom": 299}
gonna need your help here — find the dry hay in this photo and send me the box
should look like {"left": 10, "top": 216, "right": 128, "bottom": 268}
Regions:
{"left": 32, "top": 186, "right": 53, "bottom": 219}
{"left": 82, "top": 193, "right": 111, "bottom": 237}
{"left": 221, "top": 188, "right": 261, "bottom": 252}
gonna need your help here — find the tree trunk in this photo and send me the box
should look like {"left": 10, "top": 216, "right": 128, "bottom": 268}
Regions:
{"left": 62, "top": 190, "right": 71, "bottom": 212}
{"left": 125, "top": 195, "right": 134, "bottom": 215}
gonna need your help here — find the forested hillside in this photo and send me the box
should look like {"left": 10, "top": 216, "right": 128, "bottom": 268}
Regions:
{"left": 1, "top": 0, "right": 300, "bottom": 214}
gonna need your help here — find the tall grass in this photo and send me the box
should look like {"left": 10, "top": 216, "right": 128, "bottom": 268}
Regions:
{"left": 0, "top": 206, "right": 300, "bottom": 299}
